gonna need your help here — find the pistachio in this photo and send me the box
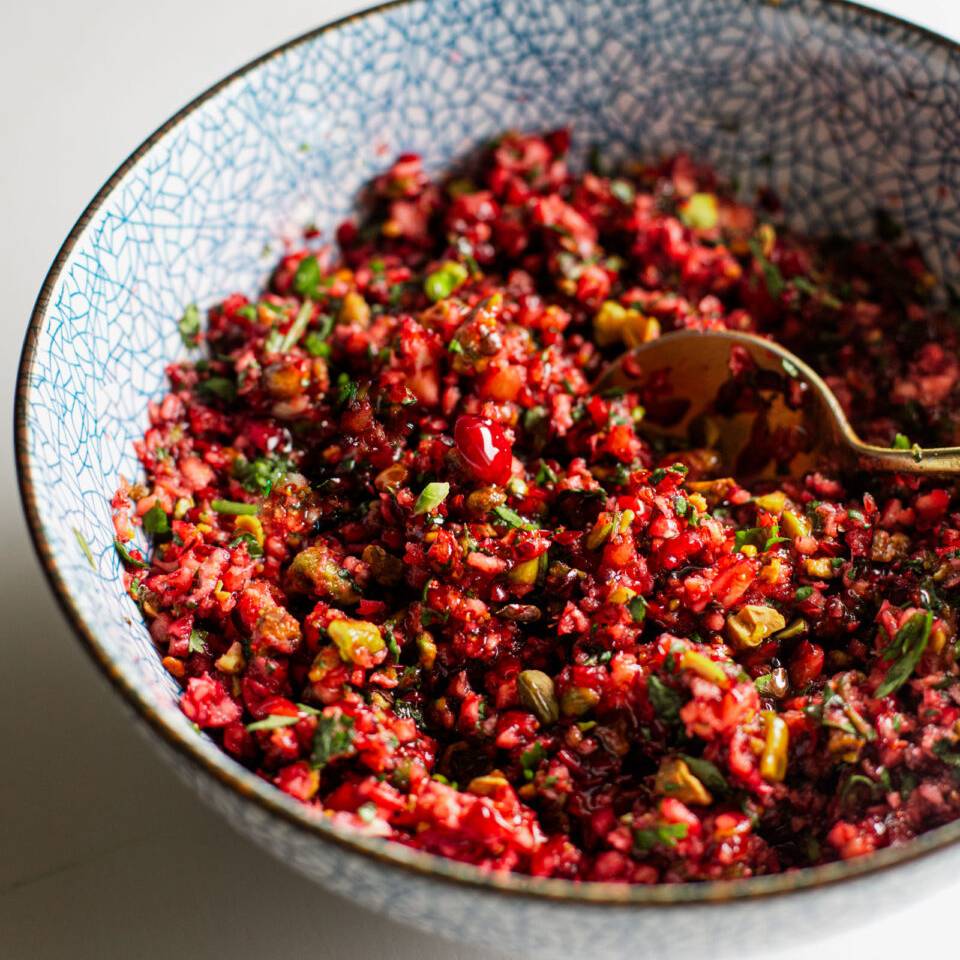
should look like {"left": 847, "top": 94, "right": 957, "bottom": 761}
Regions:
{"left": 509, "top": 556, "right": 542, "bottom": 585}
{"left": 517, "top": 670, "right": 559, "bottom": 725}
{"left": 287, "top": 546, "right": 360, "bottom": 604}
{"left": 215, "top": 640, "right": 246, "bottom": 675}
{"left": 497, "top": 603, "right": 542, "bottom": 622}
{"left": 328, "top": 618, "right": 385, "bottom": 664}
{"left": 560, "top": 686, "right": 600, "bottom": 717}
{"left": 654, "top": 756, "right": 713, "bottom": 805}
{"left": 362, "top": 543, "right": 404, "bottom": 587}
{"left": 374, "top": 462, "right": 408, "bottom": 492}
{"left": 466, "top": 485, "right": 507, "bottom": 516}
{"left": 467, "top": 771, "right": 509, "bottom": 797}
{"left": 754, "top": 491, "right": 787, "bottom": 514}
{"left": 726, "top": 604, "right": 787, "bottom": 649}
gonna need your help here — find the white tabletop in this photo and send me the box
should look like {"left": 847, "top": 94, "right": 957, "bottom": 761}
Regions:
{"left": 3, "top": 2, "right": 959, "bottom": 956}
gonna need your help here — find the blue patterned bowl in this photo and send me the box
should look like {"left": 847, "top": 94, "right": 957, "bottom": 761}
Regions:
{"left": 16, "top": 1, "right": 960, "bottom": 955}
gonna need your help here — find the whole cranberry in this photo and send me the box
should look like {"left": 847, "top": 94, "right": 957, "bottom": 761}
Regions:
{"left": 454, "top": 415, "right": 512, "bottom": 484}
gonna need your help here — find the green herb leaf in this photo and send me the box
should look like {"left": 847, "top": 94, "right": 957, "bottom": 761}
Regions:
{"left": 876, "top": 610, "right": 933, "bottom": 698}
{"left": 892, "top": 433, "right": 911, "bottom": 450}
{"left": 311, "top": 713, "right": 356, "bottom": 767}
{"left": 520, "top": 741, "right": 547, "bottom": 780}
{"left": 178, "top": 303, "right": 201, "bottom": 348}
{"left": 293, "top": 255, "right": 321, "bottom": 298}
{"left": 210, "top": 499, "right": 259, "bottom": 516}
{"left": 413, "top": 481, "right": 451, "bottom": 516}
{"left": 229, "top": 530, "right": 264, "bottom": 557}
{"left": 115, "top": 539, "right": 150, "bottom": 569}
{"left": 492, "top": 504, "right": 539, "bottom": 530}
{"left": 678, "top": 754, "right": 728, "bottom": 794}
{"left": 633, "top": 822, "right": 689, "bottom": 852}
{"left": 647, "top": 675, "right": 682, "bottom": 723}
{"left": 142, "top": 504, "right": 170, "bottom": 536}
{"left": 247, "top": 713, "right": 300, "bottom": 732}
{"left": 198, "top": 377, "right": 237, "bottom": 402}
{"left": 188, "top": 628, "right": 208, "bottom": 654}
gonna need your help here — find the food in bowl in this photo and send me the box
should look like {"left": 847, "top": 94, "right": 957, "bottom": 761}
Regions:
{"left": 111, "top": 129, "right": 960, "bottom": 882}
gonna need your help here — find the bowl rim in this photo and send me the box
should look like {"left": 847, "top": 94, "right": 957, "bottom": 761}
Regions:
{"left": 15, "top": 0, "right": 960, "bottom": 908}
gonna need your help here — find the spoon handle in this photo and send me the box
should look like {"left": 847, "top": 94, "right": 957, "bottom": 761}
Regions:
{"left": 851, "top": 443, "right": 960, "bottom": 476}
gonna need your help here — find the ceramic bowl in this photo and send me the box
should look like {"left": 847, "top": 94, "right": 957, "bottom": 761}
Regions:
{"left": 16, "top": 1, "right": 960, "bottom": 956}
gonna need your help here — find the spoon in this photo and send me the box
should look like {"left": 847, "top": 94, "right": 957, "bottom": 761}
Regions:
{"left": 594, "top": 328, "right": 960, "bottom": 478}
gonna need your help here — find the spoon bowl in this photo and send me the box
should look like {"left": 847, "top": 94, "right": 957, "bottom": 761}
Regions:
{"left": 595, "top": 329, "right": 960, "bottom": 478}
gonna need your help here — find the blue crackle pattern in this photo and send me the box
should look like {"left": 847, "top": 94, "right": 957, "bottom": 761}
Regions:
{"left": 19, "top": 1, "right": 960, "bottom": 955}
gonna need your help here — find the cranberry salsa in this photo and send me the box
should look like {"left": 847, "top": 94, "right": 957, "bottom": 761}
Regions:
{"left": 113, "top": 131, "right": 960, "bottom": 882}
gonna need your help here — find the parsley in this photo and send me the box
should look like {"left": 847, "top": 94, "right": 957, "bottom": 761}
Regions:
{"left": 198, "top": 377, "right": 237, "bottom": 402}
{"left": 115, "top": 539, "right": 150, "bottom": 569}
{"left": 310, "top": 713, "right": 356, "bottom": 768}
{"left": 229, "top": 531, "right": 264, "bottom": 557}
{"left": 447, "top": 338, "right": 465, "bottom": 354}
{"left": 932, "top": 739, "right": 960, "bottom": 770}
{"left": 277, "top": 300, "right": 313, "bottom": 352}
{"left": 678, "top": 754, "right": 728, "bottom": 794}
{"left": 413, "top": 481, "right": 450, "bottom": 516}
{"left": 647, "top": 675, "right": 682, "bottom": 723}
{"left": 188, "top": 628, "right": 208, "bottom": 654}
{"left": 492, "top": 504, "right": 538, "bottom": 530}
{"left": 142, "top": 504, "right": 170, "bottom": 536}
{"left": 535, "top": 462, "right": 558, "bottom": 485}
{"left": 633, "top": 822, "right": 688, "bottom": 852}
{"left": 247, "top": 713, "right": 300, "bottom": 732}
{"left": 520, "top": 742, "right": 547, "bottom": 780}
{"left": 178, "top": 303, "right": 201, "bottom": 348}
{"left": 876, "top": 610, "right": 933, "bottom": 698}
{"left": 293, "top": 255, "right": 321, "bottom": 298}
{"left": 650, "top": 463, "right": 688, "bottom": 484}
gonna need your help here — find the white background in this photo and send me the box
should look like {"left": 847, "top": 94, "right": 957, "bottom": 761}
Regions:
{"left": 2, "top": 2, "right": 959, "bottom": 957}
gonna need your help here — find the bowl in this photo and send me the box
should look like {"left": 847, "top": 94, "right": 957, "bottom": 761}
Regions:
{"left": 16, "top": 1, "right": 960, "bottom": 956}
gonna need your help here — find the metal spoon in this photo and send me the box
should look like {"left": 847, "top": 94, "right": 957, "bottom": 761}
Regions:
{"left": 594, "top": 328, "right": 960, "bottom": 478}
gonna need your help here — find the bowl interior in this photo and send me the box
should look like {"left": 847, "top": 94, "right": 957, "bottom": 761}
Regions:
{"left": 18, "top": 0, "right": 960, "bottom": 894}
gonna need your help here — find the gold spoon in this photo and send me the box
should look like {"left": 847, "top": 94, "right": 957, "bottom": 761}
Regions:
{"left": 594, "top": 328, "right": 960, "bottom": 478}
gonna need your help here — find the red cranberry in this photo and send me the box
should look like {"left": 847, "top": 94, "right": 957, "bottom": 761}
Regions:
{"left": 454, "top": 415, "right": 512, "bottom": 484}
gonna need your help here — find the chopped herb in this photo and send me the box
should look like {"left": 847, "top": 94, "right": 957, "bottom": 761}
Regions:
{"left": 520, "top": 741, "right": 547, "bottom": 780}
{"left": 247, "top": 713, "right": 300, "bottom": 732}
{"left": 310, "top": 713, "right": 356, "bottom": 767}
{"left": 210, "top": 499, "right": 259, "bottom": 516}
{"left": 679, "top": 755, "right": 728, "bottom": 794}
{"left": 628, "top": 596, "right": 647, "bottom": 624}
{"left": 142, "top": 504, "right": 170, "bottom": 536}
{"left": 188, "top": 628, "right": 208, "bottom": 654}
{"left": 492, "top": 504, "right": 538, "bottom": 530}
{"left": 647, "top": 675, "right": 682, "bottom": 723}
{"left": 633, "top": 821, "right": 689, "bottom": 852}
{"left": 876, "top": 610, "right": 933, "bottom": 698}
{"left": 115, "top": 539, "right": 150, "bottom": 569}
{"left": 447, "top": 338, "right": 465, "bottom": 354}
{"left": 535, "top": 462, "right": 558, "bottom": 485}
{"left": 229, "top": 530, "right": 264, "bottom": 557}
{"left": 293, "top": 255, "right": 321, "bottom": 298}
{"left": 178, "top": 303, "right": 201, "bottom": 348}
{"left": 795, "top": 586, "right": 814, "bottom": 601}
{"left": 413, "top": 481, "right": 450, "bottom": 516}
{"left": 197, "top": 375, "right": 237, "bottom": 404}
{"left": 748, "top": 237, "right": 785, "bottom": 298}
{"left": 892, "top": 433, "right": 911, "bottom": 450}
